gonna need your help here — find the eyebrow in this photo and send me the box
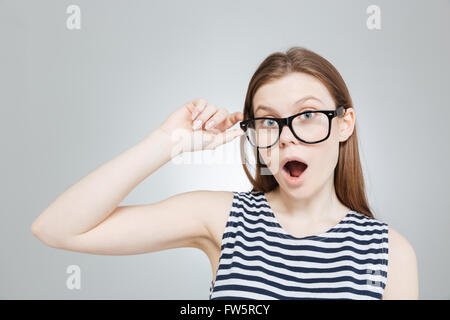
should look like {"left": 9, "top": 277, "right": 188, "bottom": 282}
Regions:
{"left": 254, "top": 95, "right": 323, "bottom": 114}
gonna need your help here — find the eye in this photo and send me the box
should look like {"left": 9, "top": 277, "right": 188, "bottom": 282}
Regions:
{"left": 299, "top": 111, "right": 315, "bottom": 120}
{"left": 262, "top": 118, "right": 277, "bottom": 127}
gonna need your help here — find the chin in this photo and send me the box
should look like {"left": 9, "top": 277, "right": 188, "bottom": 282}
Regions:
{"left": 275, "top": 176, "right": 311, "bottom": 197}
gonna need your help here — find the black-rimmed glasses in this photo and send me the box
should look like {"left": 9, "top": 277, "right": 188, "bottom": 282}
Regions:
{"left": 239, "top": 106, "right": 346, "bottom": 148}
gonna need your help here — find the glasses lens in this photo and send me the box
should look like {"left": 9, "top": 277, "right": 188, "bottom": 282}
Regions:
{"left": 292, "top": 111, "right": 329, "bottom": 143}
{"left": 246, "top": 112, "right": 330, "bottom": 147}
{"left": 247, "top": 118, "right": 279, "bottom": 148}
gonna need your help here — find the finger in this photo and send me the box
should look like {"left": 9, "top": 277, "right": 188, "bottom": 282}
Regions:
{"left": 191, "top": 98, "right": 207, "bottom": 120}
{"left": 204, "top": 108, "right": 228, "bottom": 131}
{"left": 192, "top": 103, "right": 217, "bottom": 130}
{"left": 183, "top": 99, "right": 204, "bottom": 119}
{"left": 184, "top": 100, "right": 196, "bottom": 114}
{"left": 223, "top": 111, "right": 244, "bottom": 129}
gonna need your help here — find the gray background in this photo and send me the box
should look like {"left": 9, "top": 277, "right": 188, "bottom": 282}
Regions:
{"left": 1, "top": 0, "right": 449, "bottom": 299}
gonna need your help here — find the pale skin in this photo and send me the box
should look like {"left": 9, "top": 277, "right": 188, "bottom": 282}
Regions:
{"left": 31, "top": 72, "right": 418, "bottom": 299}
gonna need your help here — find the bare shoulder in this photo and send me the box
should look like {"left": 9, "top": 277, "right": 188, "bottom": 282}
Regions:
{"left": 383, "top": 226, "right": 419, "bottom": 299}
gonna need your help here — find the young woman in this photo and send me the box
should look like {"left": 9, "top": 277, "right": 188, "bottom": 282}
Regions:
{"left": 31, "top": 46, "right": 418, "bottom": 300}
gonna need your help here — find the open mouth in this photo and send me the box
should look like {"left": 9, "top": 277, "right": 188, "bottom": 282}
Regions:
{"left": 282, "top": 160, "right": 308, "bottom": 178}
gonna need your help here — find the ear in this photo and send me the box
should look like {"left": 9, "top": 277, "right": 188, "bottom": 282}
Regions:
{"left": 338, "top": 107, "right": 355, "bottom": 142}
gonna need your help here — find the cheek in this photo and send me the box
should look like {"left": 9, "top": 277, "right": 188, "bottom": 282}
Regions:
{"left": 320, "top": 143, "right": 339, "bottom": 170}
{"left": 258, "top": 148, "right": 286, "bottom": 176}
{"left": 312, "top": 136, "right": 340, "bottom": 179}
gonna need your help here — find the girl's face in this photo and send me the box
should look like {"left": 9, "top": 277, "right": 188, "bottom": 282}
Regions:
{"left": 252, "top": 72, "right": 355, "bottom": 199}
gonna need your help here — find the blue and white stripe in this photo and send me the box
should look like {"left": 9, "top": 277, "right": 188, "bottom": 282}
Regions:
{"left": 209, "top": 191, "right": 389, "bottom": 300}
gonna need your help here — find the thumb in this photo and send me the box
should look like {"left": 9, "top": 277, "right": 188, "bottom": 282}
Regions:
{"left": 222, "top": 128, "right": 245, "bottom": 144}
{"left": 205, "top": 128, "right": 245, "bottom": 150}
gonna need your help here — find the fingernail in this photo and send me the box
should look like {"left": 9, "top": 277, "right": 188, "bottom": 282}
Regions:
{"left": 205, "top": 121, "right": 215, "bottom": 130}
{"left": 192, "top": 119, "right": 202, "bottom": 130}
{"left": 191, "top": 110, "right": 199, "bottom": 120}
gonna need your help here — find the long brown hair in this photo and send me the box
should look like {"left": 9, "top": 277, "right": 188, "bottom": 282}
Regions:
{"left": 239, "top": 46, "right": 374, "bottom": 218}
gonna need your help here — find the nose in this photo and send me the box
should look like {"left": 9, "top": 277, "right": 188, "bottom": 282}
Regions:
{"left": 278, "top": 123, "right": 299, "bottom": 147}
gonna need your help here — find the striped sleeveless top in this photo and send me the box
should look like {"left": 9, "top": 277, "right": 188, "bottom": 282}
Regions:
{"left": 209, "top": 191, "right": 389, "bottom": 300}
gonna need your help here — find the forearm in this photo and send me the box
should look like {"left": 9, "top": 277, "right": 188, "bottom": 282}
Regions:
{"left": 31, "top": 128, "right": 178, "bottom": 243}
